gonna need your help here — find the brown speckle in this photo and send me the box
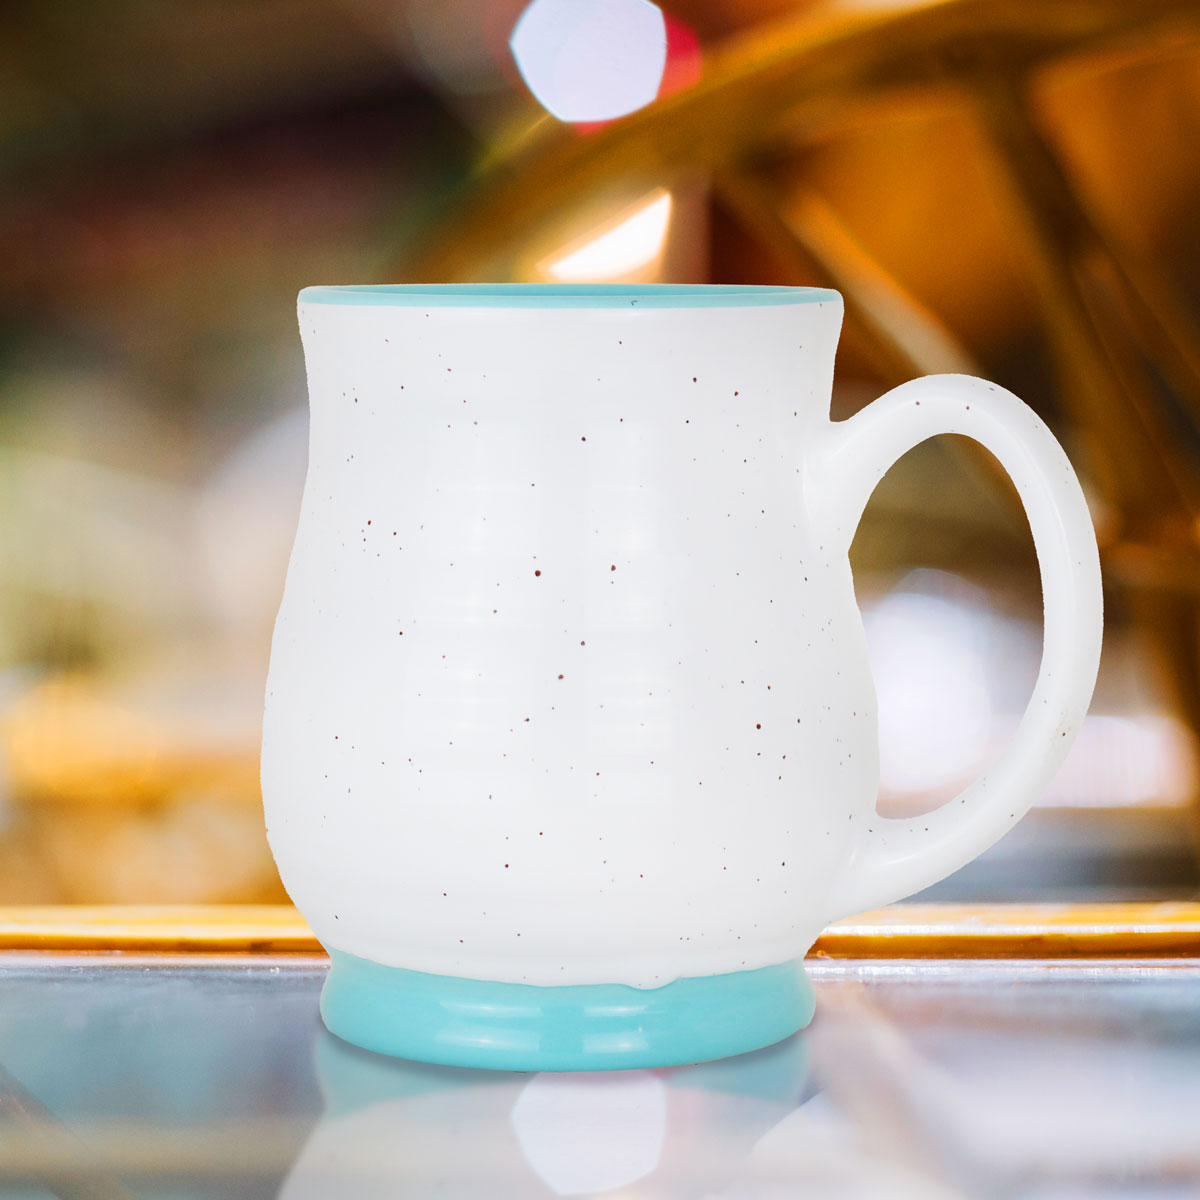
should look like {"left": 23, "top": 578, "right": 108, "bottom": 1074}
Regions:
{"left": 534, "top": 569, "right": 542, "bottom": 577}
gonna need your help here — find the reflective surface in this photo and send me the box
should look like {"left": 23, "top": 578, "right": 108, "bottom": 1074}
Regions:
{"left": 0, "top": 956, "right": 1198, "bottom": 1197}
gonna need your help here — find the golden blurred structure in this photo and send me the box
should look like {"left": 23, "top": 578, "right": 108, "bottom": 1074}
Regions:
{"left": 404, "top": 0, "right": 1200, "bottom": 852}
{"left": 0, "top": 676, "right": 283, "bottom": 904}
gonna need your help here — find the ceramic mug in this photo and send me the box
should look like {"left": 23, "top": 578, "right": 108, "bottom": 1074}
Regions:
{"left": 263, "top": 284, "right": 1102, "bottom": 1070}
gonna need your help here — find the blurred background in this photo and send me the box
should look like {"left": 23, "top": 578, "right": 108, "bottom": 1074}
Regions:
{"left": 0, "top": 0, "right": 1198, "bottom": 905}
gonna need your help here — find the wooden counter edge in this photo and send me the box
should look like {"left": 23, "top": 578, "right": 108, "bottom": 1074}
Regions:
{"left": 0, "top": 902, "right": 1197, "bottom": 957}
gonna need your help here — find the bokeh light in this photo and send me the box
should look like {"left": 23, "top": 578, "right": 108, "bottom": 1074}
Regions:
{"left": 863, "top": 571, "right": 994, "bottom": 801}
{"left": 510, "top": 0, "right": 667, "bottom": 122}
{"left": 539, "top": 188, "right": 672, "bottom": 281}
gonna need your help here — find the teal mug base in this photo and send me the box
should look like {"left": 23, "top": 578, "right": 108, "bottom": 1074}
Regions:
{"left": 320, "top": 949, "right": 816, "bottom": 1072}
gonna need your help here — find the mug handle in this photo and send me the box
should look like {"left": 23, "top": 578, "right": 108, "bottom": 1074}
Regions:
{"left": 810, "top": 373, "right": 1104, "bottom": 922}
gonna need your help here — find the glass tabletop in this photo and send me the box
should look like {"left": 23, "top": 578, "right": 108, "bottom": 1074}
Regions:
{"left": 0, "top": 955, "right": 1197, "bottom": 1198}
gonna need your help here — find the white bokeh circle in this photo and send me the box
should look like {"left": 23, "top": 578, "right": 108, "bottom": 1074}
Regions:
{"left": 510, "top": 0, "right": 667, "bottom": 122}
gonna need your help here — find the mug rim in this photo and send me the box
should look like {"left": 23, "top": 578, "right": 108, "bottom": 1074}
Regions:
{"left": 299, "top": 283, "right": 841, "bottom": 309}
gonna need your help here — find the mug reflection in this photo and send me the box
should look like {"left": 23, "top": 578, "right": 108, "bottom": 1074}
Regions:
{"left": 278, "top": 1030, "right": 810, "bottom": 1197}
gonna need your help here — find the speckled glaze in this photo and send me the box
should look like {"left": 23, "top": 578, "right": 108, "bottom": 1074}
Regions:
{"left": 263, "top": 285, "right": 1102, "bottom": 1002}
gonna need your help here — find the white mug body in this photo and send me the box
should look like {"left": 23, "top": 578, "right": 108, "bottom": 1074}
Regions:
{"left": 262, "top": 285, "right": 1102, "bottom": 1069}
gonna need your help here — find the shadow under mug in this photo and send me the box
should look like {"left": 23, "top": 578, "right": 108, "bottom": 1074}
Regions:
{"left": 262, "top": 284, "right": 1102, "bottom": 1070}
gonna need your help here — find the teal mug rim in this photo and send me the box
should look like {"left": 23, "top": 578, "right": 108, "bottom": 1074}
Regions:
{"left": 298, "top": 283, "right": 842, "bottom": 309}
